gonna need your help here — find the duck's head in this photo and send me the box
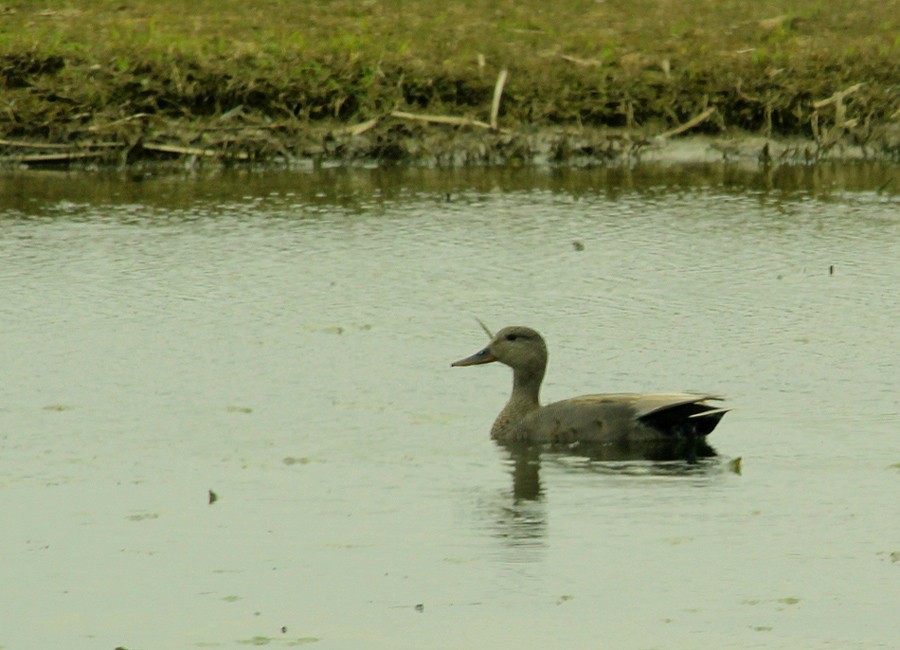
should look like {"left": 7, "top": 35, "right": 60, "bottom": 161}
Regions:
{"left": 452, "top": 325, "right": 548, "bottom": 372}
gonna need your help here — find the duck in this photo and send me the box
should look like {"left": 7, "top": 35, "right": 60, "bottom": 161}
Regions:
{"left": 452, "top": 325, "right": 729, "bottom": 447}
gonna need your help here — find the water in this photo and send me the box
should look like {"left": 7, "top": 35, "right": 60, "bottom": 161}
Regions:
{"left": 2, "top": 163, "right": 900, "bottom": 649}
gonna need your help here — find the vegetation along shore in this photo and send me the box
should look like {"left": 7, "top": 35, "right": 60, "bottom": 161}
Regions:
{"left": 2, "top": 0, "right": 900, "bottom": 167}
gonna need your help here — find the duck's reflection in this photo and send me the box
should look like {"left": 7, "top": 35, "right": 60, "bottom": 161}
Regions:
{"left": 501, "top": 438, "right": 719, "bottom": 501}
{"left": 505, "top": 442, "right": 544, "bottom": 502}
{"left": 486, "top": 440, "right": 724, "bottom": 556}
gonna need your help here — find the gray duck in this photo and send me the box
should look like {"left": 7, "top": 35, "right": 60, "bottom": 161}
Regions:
{"left": 452, "top": 326, "right": 729, "bottom": 445}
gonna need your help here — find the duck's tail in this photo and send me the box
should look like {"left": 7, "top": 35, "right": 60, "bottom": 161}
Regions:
{"left": 686, "top": 407, "right": 731, "bottom": 436}
{"left": 639, "top": 398, "right": 730, "bottom": 439}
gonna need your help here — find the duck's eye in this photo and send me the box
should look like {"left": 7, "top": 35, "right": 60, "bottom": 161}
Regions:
{"left": 506, "top": 334, "right": 518, "bottom": 341}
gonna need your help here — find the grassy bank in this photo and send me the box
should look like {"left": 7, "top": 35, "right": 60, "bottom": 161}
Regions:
{"left": 2, "top": 0, "right": 900, "bottom": 165}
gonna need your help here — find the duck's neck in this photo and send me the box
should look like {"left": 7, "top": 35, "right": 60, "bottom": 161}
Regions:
{"left": 491, "top": 366, "right": 544, "bottom": 439}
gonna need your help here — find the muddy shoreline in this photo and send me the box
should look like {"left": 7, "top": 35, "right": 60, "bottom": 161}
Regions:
{"left": 3, "top": 73, "right": 899, "bottom": 169}
{"left": 3, "top": 116, "right": 899, "bottom": 171}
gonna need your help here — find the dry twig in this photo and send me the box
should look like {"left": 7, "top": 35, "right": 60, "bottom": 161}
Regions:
{"left": 333, "top": 118, "right": 379, "bottom": 137}
{"left": 390, "top": 110, "right": 493, "bottom": 130}
{"left": 142, "top": 143, "right": 250, "bottom": 159}
{"left": 490, "top": 68, "right": 509, "bottom": 130}
{"left": 559, "top": 54, "right": 602, "bottom": 67}
{"left": 475, "top": 318, "right": 494, "bottom": 339}
{"left": 658, "top": 108, "right": 716, "bottom": 138}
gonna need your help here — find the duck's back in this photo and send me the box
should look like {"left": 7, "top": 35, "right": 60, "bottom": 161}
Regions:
{"left": 509, "top": 392, "right": 725, "bottom": 444}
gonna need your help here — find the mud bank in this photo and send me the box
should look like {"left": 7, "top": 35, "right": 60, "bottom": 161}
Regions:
{"left": 2, "top": 116, "right": 898, "bottom": 170}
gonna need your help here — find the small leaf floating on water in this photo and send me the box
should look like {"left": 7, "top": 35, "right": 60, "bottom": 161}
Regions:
{"left": 415, "top": 603, "right": 424, "bottom": 612}
{"left": 829, "top": 265, "right": 834, "bottom": 275}
{"left": 209, "top": 489, "right": 218, "bottom": 505}
{"left": 238, "top": 636, "right": 270, "bottom": 645}
{"left": 572, "top": 240, "right": 585, "bottom": 251}
{"left": 727, "top": 457, "right": 742, "bottom": 474}
{"left": 226, "top": 405, "right": 252, "bottom": 414}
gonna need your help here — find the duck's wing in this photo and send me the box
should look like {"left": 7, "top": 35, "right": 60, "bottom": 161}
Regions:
{"left": 551, "top": 392, "right": 722, "bottom": 416}
{"left": 528, "top": 393, "right": 727, "bottom": 443}
{"left": 628, "top": 393, "right": 725, "bottom": 419}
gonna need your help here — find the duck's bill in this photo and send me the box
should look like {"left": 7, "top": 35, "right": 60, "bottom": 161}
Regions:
{"left": 451, "top": 347, "right": 496, "bottom": 366}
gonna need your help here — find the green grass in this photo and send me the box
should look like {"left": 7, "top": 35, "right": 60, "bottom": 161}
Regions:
{"left": 7, "top": 0, "right": 892, "bottom": 63}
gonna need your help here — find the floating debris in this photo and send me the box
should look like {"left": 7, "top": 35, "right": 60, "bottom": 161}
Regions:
{"left": 475, "top": 317, "right": 494, "bottom": 339}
